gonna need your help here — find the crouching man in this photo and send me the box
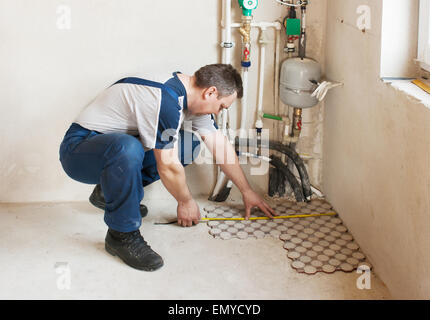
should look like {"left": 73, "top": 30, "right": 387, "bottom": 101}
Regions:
{"left": 59, "top": 64, "right": 276, "bottom": 271}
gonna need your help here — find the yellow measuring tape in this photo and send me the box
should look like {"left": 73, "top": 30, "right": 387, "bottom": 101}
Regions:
{"left": 201, "top": 211, "right": 337, "bottom": 222}
{"left": 155, "top": 212, "right": 337, "bottom": 225}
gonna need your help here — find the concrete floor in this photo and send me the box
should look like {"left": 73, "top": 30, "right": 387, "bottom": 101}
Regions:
{"left": 0, "top": 195, "right": 392, "bottom": 299}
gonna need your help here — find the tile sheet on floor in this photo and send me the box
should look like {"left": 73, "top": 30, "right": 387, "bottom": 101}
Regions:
{"left": 0, "top": 196, "right": 391, "bottom": 299}
{"left": 203, "top": 199, "right": 373, "bottom": 275}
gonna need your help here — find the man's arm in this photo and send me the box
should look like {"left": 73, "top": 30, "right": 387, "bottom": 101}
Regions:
{"left": 202, "top": 130, "right": 277, "bottom": 219}
{"left": 153, "top": 144, "right": 200, "bottom": 227}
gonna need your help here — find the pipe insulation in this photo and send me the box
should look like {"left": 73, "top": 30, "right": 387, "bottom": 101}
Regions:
{"left": 270, "top": 155, "right": 305, "bottom": 202}
{"left": 235, "top": 138, "right": 312, "bottom": 201}
{"left": 237, "top": 151, "right": 304, "bottom": 202}
{"left": 270, "top": 140, "right": 312, "bottom": 200}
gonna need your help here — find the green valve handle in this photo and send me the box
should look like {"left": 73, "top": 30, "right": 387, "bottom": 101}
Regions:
{"left": 238, "top": 0, "right": 258, "bottom": 16}
{"left": 263, "top": 113, "right": 283, "bottom": 121}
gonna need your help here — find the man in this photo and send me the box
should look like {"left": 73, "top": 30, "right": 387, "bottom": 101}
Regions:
{"left": 59, "top": 64, "right": 276, "bottom": 272}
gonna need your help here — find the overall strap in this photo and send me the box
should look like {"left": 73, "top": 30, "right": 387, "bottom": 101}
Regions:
{"left": 112, "top": 77, "right": 179, "bottom": 101}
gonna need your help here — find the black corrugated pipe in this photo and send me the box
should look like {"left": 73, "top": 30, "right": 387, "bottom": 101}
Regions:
{"left": 287, "top": 142, "right": 297, "bottom": 173}
{"left": 268, "top": 167, "right": 279, "bottom": 197}
{"left": 235, "top": 137, "right": 312, "bottom": 201}
{"left": 276, "top": 169, "right": 287, "bottom": 196}
{"left": 269, "top": 140, "right": 312, "bottom": 200}
{"left": 270, "top": 155, "right": 305, "bottom": 202}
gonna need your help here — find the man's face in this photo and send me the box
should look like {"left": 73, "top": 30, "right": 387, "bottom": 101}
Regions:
{"left": 191, "top": 87, "right": 237, "bottom": 116}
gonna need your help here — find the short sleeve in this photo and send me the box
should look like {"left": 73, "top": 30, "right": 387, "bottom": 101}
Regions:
{"left": 183, "top": 113, "right": 218, "bottom": 137}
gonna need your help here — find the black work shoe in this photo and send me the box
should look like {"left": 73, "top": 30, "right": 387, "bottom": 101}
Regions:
{"left": 89, "top": 184, "right": 148, "bottom": 218}
{"left": 105, "top": 228, "right": 164, "bottom": 271}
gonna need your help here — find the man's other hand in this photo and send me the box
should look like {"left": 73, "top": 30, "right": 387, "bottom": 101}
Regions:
{"left": 177, "top": 199, "right": 201, "bottom": 227}
{"left": 242, "top": 189, "right": 277, "bottom": 220}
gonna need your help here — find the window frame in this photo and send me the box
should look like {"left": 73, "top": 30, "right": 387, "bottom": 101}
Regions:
{"left": 418, "top": 0, "right": 430, "bottom": 72}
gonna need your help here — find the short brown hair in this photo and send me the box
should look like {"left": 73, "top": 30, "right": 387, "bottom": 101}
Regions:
{"left": 194, "top": 64, "right": 243, "bottom": 99}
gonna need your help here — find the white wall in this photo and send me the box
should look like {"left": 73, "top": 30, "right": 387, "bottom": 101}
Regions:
{"left": 324, "top": 0, "right": 430, "bottom": 299}
{"left": 0, "top": 0, "right": 221, "bottom": 202}
{"left": 3, "top": 0, "right": 321, "bottom": 202}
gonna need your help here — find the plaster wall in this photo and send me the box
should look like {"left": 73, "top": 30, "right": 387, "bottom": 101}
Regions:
{"left": 324, "top": 0, "right": 430, "bottom": 299}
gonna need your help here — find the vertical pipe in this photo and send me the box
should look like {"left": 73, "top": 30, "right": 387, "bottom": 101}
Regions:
{"left": 257, "top": 28, "right": 266, "bottom": 118}
{"left": 274, "top": 27, "right": 281, "bottom": 141}
{"left": 221, "top": 0, "right": 226, "bottom": 64}
{"left": 222, "top": 0, "right": 233, "bottom": 132}
{"left": 225, "top": 0, "right": 232, "bottom": 64}
{"left": 211, "top": 0, "right": 232, "bottom": 200}
{"left": 240, "top": 68, "right": 249, "bottom": 138}
{"left": 299, "top": 4, "right": 306, "bottom": 59}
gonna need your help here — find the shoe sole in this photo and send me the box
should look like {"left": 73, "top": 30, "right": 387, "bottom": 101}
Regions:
{"left": 105, "top": 242, "right": 163, "bottom": 272}
{"left": 89, "top": 194, "right": 105, "bottom": 210}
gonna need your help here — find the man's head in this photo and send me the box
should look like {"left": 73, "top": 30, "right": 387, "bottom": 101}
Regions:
{"left": 188, "top": 64, "right": 243, "bottom": 116}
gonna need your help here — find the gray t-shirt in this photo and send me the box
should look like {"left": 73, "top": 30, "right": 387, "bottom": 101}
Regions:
{"left": 75, "top": 72, "right": 218, "bottom": 150}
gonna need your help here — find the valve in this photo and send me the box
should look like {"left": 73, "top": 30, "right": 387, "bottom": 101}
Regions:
{"left": 238, "top": 0, "right": 258, "bottom": 16}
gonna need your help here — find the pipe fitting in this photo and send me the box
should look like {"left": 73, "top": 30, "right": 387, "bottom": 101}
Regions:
{"left": 292, "top": 107, "right": 303, "bottom": 138}
{"left": 239, "top": 16, "right": 252, "bottom": 44}
{"left": 255, "top": 119, "right": 263, "bottom": 130}
{"left": 239, "top": 16, "right": 252, "bottom": 67}
{"left": 258, "top": 27, "right": 270, "bottom": 46}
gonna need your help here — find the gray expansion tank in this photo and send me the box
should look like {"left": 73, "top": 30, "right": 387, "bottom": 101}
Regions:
{"left": 280, "top": 57, "right": 321, "bottom": 108}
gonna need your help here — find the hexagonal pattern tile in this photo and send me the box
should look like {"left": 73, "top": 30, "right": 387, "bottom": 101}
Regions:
{"left": 203, "top": 199, "right": 372, "bottom": 274}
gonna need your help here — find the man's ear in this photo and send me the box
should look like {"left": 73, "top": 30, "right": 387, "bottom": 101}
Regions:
{"left": 203, "top": 86, "right": 218, "bottom": 99}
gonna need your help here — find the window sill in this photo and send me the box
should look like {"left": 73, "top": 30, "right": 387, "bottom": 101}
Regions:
{"left": 383, "top": 79, "right": 430, "bottom": 110}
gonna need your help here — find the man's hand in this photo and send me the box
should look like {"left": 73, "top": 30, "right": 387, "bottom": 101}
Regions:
{"left": 177, "top": 199, "right": 201, "bottom": 227}
{"left": 242, "top": 189, "right": 277, "bottom": 220}
{"left": 154, "top": 145, "right": 199, "bottom": 227}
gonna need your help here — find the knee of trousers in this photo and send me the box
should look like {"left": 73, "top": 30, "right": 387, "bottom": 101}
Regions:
{"left": 104, "top": 134, "right": 145, "bottom": 169}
